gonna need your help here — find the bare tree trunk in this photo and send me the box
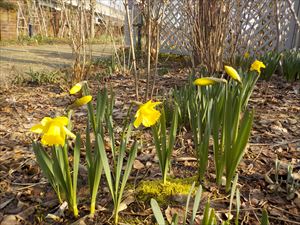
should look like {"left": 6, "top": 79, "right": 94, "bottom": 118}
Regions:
{"left": 185, "top": 0, "right": 230, "bottom": 73}
{"left": 90, "top": 0, "right": 96, "bottom": 39}
{"left": 145, "top": 0, "right": 151, "bottom": 101}
{"left": 124, "top": 0, "right": 139, "bottom": 100}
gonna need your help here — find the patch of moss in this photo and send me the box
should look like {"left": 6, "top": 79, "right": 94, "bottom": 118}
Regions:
{"left": 136, "top": 177, "right": 198, "bottom": 205}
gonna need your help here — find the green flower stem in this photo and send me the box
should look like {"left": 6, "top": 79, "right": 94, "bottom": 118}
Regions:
{"left": 82, "top": 83, "right": 96, "bottom": 132}
{"left": 62, "top": 144, "right": 78, "bottom": 217}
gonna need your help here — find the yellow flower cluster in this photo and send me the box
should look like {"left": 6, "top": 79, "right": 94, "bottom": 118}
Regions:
{"left": 193, "top": 59, "right": 265, "bottom": 87}
{"left": 31, "top": 117, "right": 75, "bottom": 146}
{"left": 69, "top": 82, "right": 92, "bottom": 108}
{"left": 30, "top": 82, "right": 93, "bottom": 146}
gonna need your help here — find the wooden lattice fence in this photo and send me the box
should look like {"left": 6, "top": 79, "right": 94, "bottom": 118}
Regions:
{"left": 127, "top": 0, "right": 300, "bottom": 56}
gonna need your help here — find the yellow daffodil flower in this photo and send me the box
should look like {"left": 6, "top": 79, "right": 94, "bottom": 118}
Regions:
{"left": 30, "top": 116, "right": 76, "bottom": 146}
{"left": 193, "top": 77, "right": 227, "bottom": 86}
{"left": 134, "top": 100, "right": 161, "bottom": 128}
{"left": 73, "top": 95, "right": 92, "bottom": 108}
{"left": 70, "top": 82, "right": 82, "bottom": 94}
{"left": 250, "top": 60, "right": 266, "bottom": 75}
{"left": 224, "top": 65, "right": 242, "bottom": 83}
{"left": 244, "top": 52, "right": 250, "bottom": 59}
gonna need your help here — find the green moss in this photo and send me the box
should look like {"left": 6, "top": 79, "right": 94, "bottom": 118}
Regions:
{"left": 136, "top": 177, "right": 198, "bottom": 205}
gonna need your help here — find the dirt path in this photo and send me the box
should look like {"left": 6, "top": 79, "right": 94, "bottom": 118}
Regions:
{"left": 0, "top": 44, "right": 115, "bottom": 84}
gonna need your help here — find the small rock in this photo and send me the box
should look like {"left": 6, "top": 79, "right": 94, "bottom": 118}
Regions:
{"left": 133, "top": 160, "right": 145, "bottom": 170}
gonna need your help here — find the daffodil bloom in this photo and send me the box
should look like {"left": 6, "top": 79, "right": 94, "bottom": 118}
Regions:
{"left": 194, "top": 77, "right": 227, "bottom": 86}
{"left": 244, "top": 52, "right": 250, "bottom": 59}
{"left": 30, "top": 116, "right": 75, "bottom": 146}
{"left": 250, "top": 60, "right": 266, "bottom": 75}
{"left": 224, "top": 65, "right": 242, "bottom": 83}
{"left": 134, "top": 100, "right": 161, "bottom": 128}
{"left": 70, "top": 82, "right": 82, "bottom": 94}
{"left": 73, "top": 95, "right": 92, "bottom": 108}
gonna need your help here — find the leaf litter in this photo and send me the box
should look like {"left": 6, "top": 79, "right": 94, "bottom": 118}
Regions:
{"left": 0, "top": 72, "right": 299, "bottom": 224}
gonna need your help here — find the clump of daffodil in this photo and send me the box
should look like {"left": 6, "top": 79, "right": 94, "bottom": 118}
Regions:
{"left": 194, "top": 77, "right": 227, "bottom": 86}
{"left": 250, "top": 60, "right": 266, "bottom": 75}
{"left": 134, "top": 100, "right": 161, "bottom": 128}
{"left": 30, "top": 116, "right": 75, "bottom": 146}
{"left": 224, "top": 65, "right": 242, "bottom": 84}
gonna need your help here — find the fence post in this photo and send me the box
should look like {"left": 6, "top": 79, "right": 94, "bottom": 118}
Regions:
{"left": 286, "top": 0, "right": 300, "bottom": 49}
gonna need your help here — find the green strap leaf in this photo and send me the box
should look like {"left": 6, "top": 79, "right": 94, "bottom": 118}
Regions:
{"left": 150, "top": 199, "right": 165, "bottom": 225}
{"left": 98, "top": 134, "right": 115, "bottom": 203}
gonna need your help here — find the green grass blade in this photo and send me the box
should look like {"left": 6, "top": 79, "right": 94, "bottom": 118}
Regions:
{"left": 260, "top": 209, "right": 269, "bottom": 225}
{"left": 191, "top": 185, "right": 202, "bottom": 225}
{"left": 115, "top": 139, "right": 126, "bottom": 197}
{"left": 229, "top": 174, "right": 238, "bottom": 217}
{"left": 52, "top": 148, "right": 68, "bottom": 197}
{"left": 33, "top": 142, "right": 58, "bottom": 193}
{"left": 171, "top": 214, "right": 179, "bottom": 225}
{"left": 152, "top": 125, "right": 164, "bottom": 174}
{"left": 207, "top": 208, "right": 216, "bottom": 225}
{"left": 202, "top": 201, "right": 211, "bottom": 225}
{"left": 167, "top": 104, "right": 178, "bottom": 156}
{"left": 96, "top": 89, "right": 107, "bottom": 127}
{"left": 184, "top": 182, "right": 195, "bottom": 225}
{"left": 118, "top": 142, "right": 138, "bottom": 206}
{"left": 72, "top": 134, "right": 81, "bottom": 208}
{"left": 150, "top": 199, "right": 165, "bottom": 225}
{"left": 235, "top": 189, "right": 240, "bottom": 225}
{"left": 98, "top": 134, "right": 115, "bottom": 202}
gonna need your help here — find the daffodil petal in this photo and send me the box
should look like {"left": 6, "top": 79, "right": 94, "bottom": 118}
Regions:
{"left": 224, "top": 65, "right": 242, "bottom": 83}
{"left": 133, "top": 100, "right": 161, "bottom": 128}
{"left": 30, "top": 124, "right": 44, "bottom": 133}
{"left": 64, "top": 127, "right": 76, "bottom": 139}
{"left": 41, "top": 117, "right": 53, "bottom": 126}
{"left": 149, "top": 101, "right": 162, "bottom": 108}
{"left": 134, "top": 115, "right": 143, "bottom": 128}
{"left": 73, "top": 95, "right": 92, "bottom": 108}
{"left": 54, "top": 117, "right": 69, "bottom": 126}
{"left": 70, "top": 83, "right": 82, "bottom": 94}
{"left": 194, "top": 77, "right": 216, "bottom": 86}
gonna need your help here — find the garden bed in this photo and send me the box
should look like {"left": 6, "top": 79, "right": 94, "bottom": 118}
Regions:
{"left": 0, "top": 71, "right": 299, "bottom": 224}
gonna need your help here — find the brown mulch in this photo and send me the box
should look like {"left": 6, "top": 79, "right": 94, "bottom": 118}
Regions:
{"left": 0, "top": 72, "right": 299, "bottom": 224}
